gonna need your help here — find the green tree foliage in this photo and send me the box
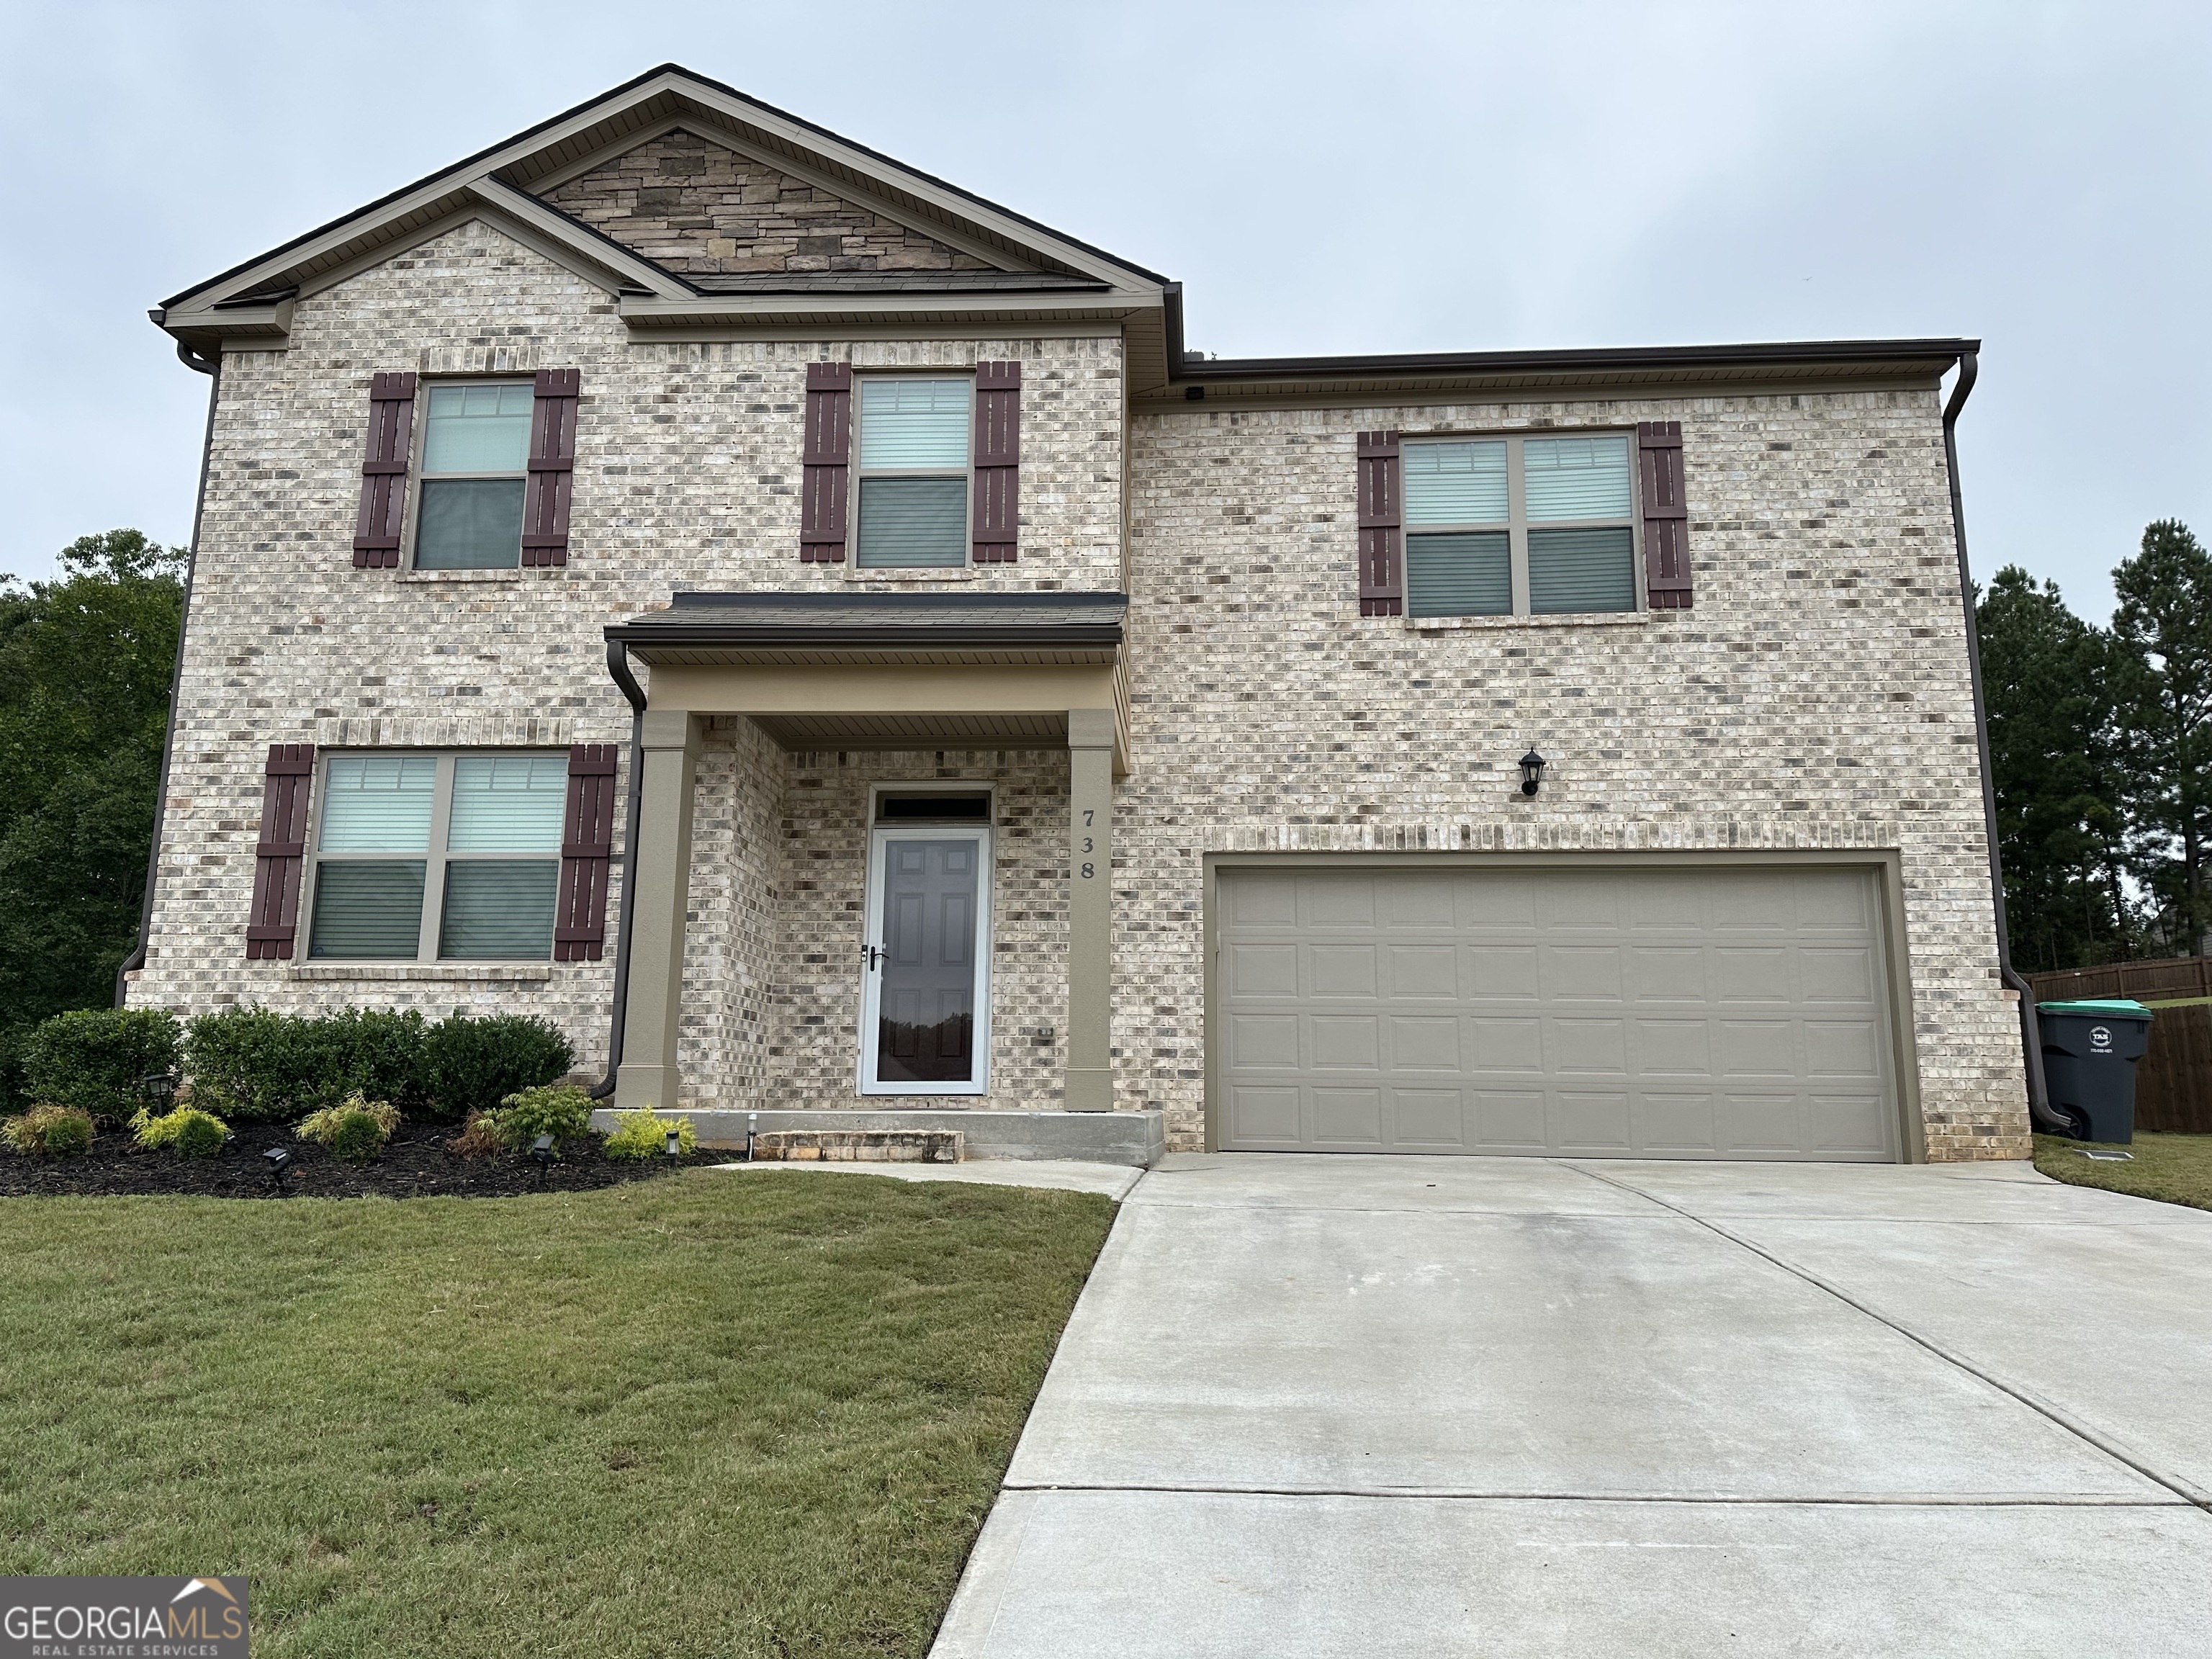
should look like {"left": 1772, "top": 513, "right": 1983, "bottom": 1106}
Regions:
{"left": 0, "top": 531, "right": 184, "bottom": 1099}
{"left": 1977, "top": 566, "right": 2129, "bottom": 970}
{"left": 2110, "top": 521, "right": 2212, "bottom": 956}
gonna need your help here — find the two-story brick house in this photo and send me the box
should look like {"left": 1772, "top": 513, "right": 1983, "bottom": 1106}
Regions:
{"left": 129, "top": 64, "right": 2032, "bottom": 1163}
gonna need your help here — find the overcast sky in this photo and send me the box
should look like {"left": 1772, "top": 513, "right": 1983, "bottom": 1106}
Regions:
{"left": 2, "top": 0, "right": 2205, "bottom": 622}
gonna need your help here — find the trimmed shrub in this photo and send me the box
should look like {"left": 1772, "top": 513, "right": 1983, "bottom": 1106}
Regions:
{"left": 602, "top": 1106, "right": 696, "bottom": 1162}
{"left": 490, "top": 1084, "right": 594, "bottom": 1150}
{"left": 447, "top": 1112, "right": 502, "bottom": 1160}
{"left": 132, "top": 1105, "right": 228, "bottom": 1158}
{"left": 22, "top": 1010, "right": 181, "bottom": 1122}
{"left": 3, "top": 1104, "right": 96, "bottom": 1157}
{"left": 297, "top": 1092, "right": 401, "bottom": 1146}
{"left": 185, "top": 1007, "right": 428, "bottom": 1123}
{"left": 422, "top": 1015, "right": 574, "bottom": 1122}
{"left": 327, "top": 1109, "right": 387, "bottom": 1162}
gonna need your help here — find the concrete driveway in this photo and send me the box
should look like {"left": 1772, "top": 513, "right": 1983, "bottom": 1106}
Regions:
{"left": 932, "top": 1154, "right": 2212, "bottom": 1658}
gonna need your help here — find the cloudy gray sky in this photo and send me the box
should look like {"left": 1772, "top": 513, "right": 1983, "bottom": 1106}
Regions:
{"left": 2, "top": 0, "right": 2205, "bottom": 623}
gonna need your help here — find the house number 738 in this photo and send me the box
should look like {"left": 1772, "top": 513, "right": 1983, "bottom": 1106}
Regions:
{"left": 1079, "top": 809, "right": 1097, "bottom": 879}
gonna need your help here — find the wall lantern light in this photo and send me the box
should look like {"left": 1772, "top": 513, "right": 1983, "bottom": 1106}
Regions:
{"left": 1519, "top": 750, "right": 1547, "bottom": 797}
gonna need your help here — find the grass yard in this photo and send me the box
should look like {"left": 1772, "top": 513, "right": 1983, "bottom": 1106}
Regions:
{"left": 0, "top": 1170, "right": 1115, "bottom": 1657}
{"left": 2033, "top": 1131, "right": 2212, "bottom": 1212}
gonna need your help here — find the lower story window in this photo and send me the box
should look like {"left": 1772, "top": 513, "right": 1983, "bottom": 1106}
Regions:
{"left": 306, "top": 751, "right": 567, "bottom": 961}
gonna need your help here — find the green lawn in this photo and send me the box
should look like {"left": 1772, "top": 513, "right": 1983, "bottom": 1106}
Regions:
{"left": 0, "top": 1171, "right": 1115, "bottom": 1657}
{"left": 2033, "top": 1131, "right": 2212, "bottom": 1212}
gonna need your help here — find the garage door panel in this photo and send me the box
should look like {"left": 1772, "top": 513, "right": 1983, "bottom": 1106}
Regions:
{"left": 1473, "top": 1089, "right": 1551, "bottom": 1149}
{"left": 1544, "top": 945, "right": 1625, "bottom": 1001}
{"left": 1550, "top": 1017, "right": 1627, "bottom": 1076}
{"left": 1228, "top": 1084, "right": 1302, "bottom": 1143}
{"left": 1390, "top": 1015, "right": 1462, "bottom": 1071}
{"left": 1472, "top": 1016, "right": 1543, "bottom": 1071}
{"left": 1470, "top": 945, "right": 1539, "bottom": 999}
{"left": 1392, "top": 1088, "right": 1467, "bottom": 1147}
{"left": 1313, "top": 1088, "right": 1383, "bottom": 1146}
{"left": 1386, "top": 944, "right": 1460, "bottom": 999}
{"left": 1310, "top": 1016, "right": 1380, "bottom": 1069}
{"left": 1226, "top": 942, "right": 1299, "bottom": 998}
{"left": 1310, "top": 944, "right": 1378, "bottom": 998}
{"left": 1641, "top": 1091, "right": 1721, "bottom": 1153}
{"left": 1218, "top": 866, "right": 1898, "bottom": 1161}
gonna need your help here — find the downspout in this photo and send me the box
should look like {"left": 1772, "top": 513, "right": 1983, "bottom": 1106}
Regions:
{"left": 588, "top": 639, "right": 647, "bottom": 1100}
{"left": 1944, "top": 351, "right": 2069, "bottom": 1133}
{"left": 115, "top": 340, "right": 221, "bottom": 1006}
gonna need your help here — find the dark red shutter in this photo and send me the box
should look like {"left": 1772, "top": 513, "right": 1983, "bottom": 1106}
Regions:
{"left": 351, "top": 373, "right": 417, "bottom": 569}
{"left": 523, "top": 368, "right": 580, "bottom": 567}
{"left": 1639, "top": 421, "right": 1691, "bottom": 609}
{"left": 245, "top": 744, "right": 315, "bottom": 960}
{"left": 1357, "top": 429, "right": 1403, "bottom": 616}
{"left": 972, "top": 360, "right": 1021, "bottom": 562}
{"left": 553, "top": 744, "right": 619, "bottom": 961}
{"left": 800, "top": 362, "right": 852, "bottom": 562}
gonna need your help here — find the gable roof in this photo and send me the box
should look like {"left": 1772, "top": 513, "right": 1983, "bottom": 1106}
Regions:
{"left": 153, "top": 63, "right": 1179, "bottom": 384}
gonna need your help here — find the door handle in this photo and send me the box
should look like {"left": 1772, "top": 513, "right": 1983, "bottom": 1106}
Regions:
{"left": 863, "top": 944, "right": 884, "bottom": 971}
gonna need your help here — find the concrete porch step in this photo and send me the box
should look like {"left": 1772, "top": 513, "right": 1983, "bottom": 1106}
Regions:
{"left": 590, "top": 1108, "right": 1165, "bottom": 1166}
{"left": 752, "top": 1128, "right": 963, "bottom": 1164}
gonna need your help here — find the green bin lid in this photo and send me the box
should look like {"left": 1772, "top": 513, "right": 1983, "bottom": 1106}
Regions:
{"left": 2036, "top": 998, "right": 2152, "bottom": 1018}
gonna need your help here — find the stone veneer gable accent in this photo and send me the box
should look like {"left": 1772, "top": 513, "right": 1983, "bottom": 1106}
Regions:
{"left": 544, "top": 129, "right": 994, "bottom": 275}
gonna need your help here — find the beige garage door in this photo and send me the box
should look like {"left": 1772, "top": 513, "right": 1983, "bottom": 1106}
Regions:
{"left": 1215, "top": 863, "right": 1899, "bottom": 1161}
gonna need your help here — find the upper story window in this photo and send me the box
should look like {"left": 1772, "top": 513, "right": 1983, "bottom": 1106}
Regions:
{"left": 415, "top": 383, "right": 534, "bottom": 569}
{"left": 307, "top": 752, "right": 567, "bottom": 960}
{"left": 1403, "top": 433, "right": 1637, "bottom": 617}
{"left": 854, "top": 377, "right": 971, "bottom": 567}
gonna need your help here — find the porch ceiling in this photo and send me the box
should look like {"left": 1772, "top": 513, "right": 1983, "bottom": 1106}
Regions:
{"left": 749, "top": 711, "right": 1069, "bottom": 750}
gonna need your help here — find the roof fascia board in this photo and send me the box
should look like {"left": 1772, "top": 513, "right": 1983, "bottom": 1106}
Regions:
{"left": 464, "top": 177, "right": 691, "bottom": 298}
{"left": 617, "top": 289, "right": 1156, "bottom": 326}
{"left": 1131, "top": 372, "right": 1949, "bottom": 415}
{"left": 655, "top": 80, "right": 1164, "bottom": 293}
{"left": 1166, "top": 338, "right": 1977, "bottom": 387}
{"left": 526, "top": 112, "right": 1044, "bottom": 276}
{"left": 624, "top": 319, "right": 1128, "bottom": 346}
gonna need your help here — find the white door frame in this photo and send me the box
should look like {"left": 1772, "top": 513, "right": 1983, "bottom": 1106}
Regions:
{"left": 858, "top": 822, "right": 993, "bottom": 1097}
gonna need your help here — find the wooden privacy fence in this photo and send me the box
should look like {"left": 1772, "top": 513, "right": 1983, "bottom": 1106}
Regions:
{"left": 2025, "top": 957, "right": 2212, "bottom": 1133}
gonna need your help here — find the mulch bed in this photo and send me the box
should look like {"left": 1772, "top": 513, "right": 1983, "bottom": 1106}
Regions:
{"left": 0, "top": 1117, "right": 736, "bottom": 1200}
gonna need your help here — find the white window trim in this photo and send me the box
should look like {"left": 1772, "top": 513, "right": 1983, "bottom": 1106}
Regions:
{"left": 849, "top": 373, "right": 974, "bottom": 570}
{"left": 405, "top": 378, "right": 534, "bottom": 572}
{"left": 858, "top": 791, "right": 995, "bottom": 1098}
{"left": 300, "top": 749, "right": 565, "bottom": 963}
{"left": 1402, "top": 431, "right": 1644, "bottom": 619}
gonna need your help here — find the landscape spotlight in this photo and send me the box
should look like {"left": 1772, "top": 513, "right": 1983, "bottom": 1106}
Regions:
{"left": 531, "top": 1133, "right": 555, "bottom": 1188}
{"left": 263, "top": 1146, "right": 293, "bottom": 1194}
{"left": 665, "top": 1129, "right": 683, "bottom": 1159}
{"left": 1519, "top": 749, "right": 1547, "bottom": 797}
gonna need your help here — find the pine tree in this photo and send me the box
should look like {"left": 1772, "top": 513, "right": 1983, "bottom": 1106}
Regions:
{"left": 2110, "top": 520, "right": 2212, "bottom": 955}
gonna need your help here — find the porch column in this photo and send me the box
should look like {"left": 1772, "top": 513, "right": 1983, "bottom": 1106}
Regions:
{"left": 614, "top": 709, "right": 703, "bottom": 1110}
{"left": 1066, "top": 708, "right": 1115, "bottom": 1112}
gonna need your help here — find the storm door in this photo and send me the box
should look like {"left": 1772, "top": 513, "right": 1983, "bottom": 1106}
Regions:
{"left": 860, "top": 823, "right": 992, "bottom": 1095}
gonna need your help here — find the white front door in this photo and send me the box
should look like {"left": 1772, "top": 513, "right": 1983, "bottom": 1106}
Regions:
{"left": 860, "top": 824, "right": 992, "bottom": 1096}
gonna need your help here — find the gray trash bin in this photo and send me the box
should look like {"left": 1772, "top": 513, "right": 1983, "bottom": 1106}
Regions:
{"left": 2036, "top": 999, "right": 2154, "bottom": 1143}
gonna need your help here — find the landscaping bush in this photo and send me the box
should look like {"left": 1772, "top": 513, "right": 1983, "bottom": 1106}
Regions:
{"left": 2, "top": 1104, "right": 95, "bottom": 1157}
{"left": 297, "top": 1093, "right": 402, "bottom": 1146}
{"left": 327, "top": 1108, "right": 388, "bottom": 1162}
{"left": 132, "top": 1105, "right": 228, "bottom": 1158}
{"left": 422, "top": 1015, "right": 573, "bottom": 1122}
{"left": 447, "top": 1112, "right": 502, "bottom": 1160}
{"left": 185, "top": 1007, "right": 428, "bottom": 1123}
{"left": 20, "top": 1010, "right": 181, "bottom": 1122}
{"left": 490, "top": 1084, "right": 594, "bottom": 1150}
{"left": 602, "top": 1106, "right": 696, "bottom": 1161}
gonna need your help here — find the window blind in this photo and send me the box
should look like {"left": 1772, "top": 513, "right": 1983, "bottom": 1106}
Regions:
{"left": 440, "top": 863, "right": 559, "bottom": 958}
{"left": 448, "top": 755, "right": 567, "bottom": 851}
{"left": 1404, "top": 441, "right": 1509, "bottom": 526}
{"left": 1407, "top": 532, "right": 1513, "bottom": 617}
{"left": 423, "top": 383, "right": 534, "bottom": 474}
{"left": 320, "top": 757, "right": 435, "bottom": 850}
{"left": 308, "top": 862, "right": 426, "bottom": 958}
{"left": 1529, "top": 527, "right": 1637, "bottom": 613}
{"left": 858, "top": 379, "right": 971, "bottom": 469}
{"left": 1524, "top": 436, "right": 1633, "bottom": 521}
{"left": 416, "top": 480, "right": 526, "bottom": 569}
{"left": 856, "top": 477, "right": 968, "bottom": 567}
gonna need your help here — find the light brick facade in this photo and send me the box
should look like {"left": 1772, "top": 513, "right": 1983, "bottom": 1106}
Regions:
{"left": 136, "top": 71, "right": 2029, "bottom": 1161}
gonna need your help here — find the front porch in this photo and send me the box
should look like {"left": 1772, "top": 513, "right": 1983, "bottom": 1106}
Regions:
{"left": 601, "top": 592, "right": 1137, "bottom": 1140}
